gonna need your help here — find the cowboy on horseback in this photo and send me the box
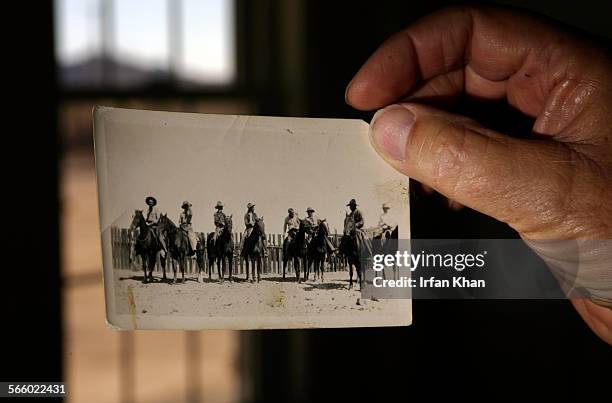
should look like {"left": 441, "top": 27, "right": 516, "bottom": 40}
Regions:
{"left": 145, "top": 196, "right": 166, "bottom": 253}
{"left": 284, "top": 208, "right": 300, "bottom": 236}
{"left": 179, "top": 200, "right": 197, "bottom": 256}
{"left": 304, "top": 207, "right": 318, "bottom": 242}
{"left": 375, "top": 203, "right": 396, "bottom": 239}
{"left": 344, "top": 199, "right": 364, "bottom": 236}
{"left": 243, "top": 202, "right": 268, "bottom": 256}
{"left": 283, "top": 208, "right": 300, "bottom": 255}
{"left": 305, "top": 207, "right": 336, "bottom": 253}
{"left": 342, "top": 198, "right": 369, "bottom": 290}
{"left": 213, "top": 201, "right": 226, "bottom": 244}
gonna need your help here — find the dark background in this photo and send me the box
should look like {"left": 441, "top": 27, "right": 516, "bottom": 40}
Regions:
{"left": 2, "top": 0, "right": 610, "bottom": 402}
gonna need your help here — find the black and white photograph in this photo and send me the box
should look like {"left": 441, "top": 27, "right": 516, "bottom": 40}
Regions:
{"left": 95, "top": 106, "right": 411, "bottom": 329}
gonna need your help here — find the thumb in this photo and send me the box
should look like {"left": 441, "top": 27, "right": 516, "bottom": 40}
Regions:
{"left": 369, "top": 103, "right": 573, "bottom": 238}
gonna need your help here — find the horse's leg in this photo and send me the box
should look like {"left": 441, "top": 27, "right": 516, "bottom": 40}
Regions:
{"left": 348, "top": 262, "right": 354, "bottom": 290}
{"left": 252, "top": 258, "right": 256, "bottom": 283}
{"left": 215, "top": 256, "right": 221, "bottom": 283}
{"left": 142, "top": 255, "right": 148, "bottom": 283}
{"left": 146, "top": 255, "right": 152, "bottom": 282}
{"left": 256, "top": 257, "right": 261, "bottom": 283}
{"left": 197, "top": 257, "right": 202, "bottom": 283}
{"left": 357, "top": 261, "right": 363, "bottom": 291}
{"left": 146, "top": 254, "right": 153, "bottom": 282}
{"left": 295, "top": 257, "right": 300, "bottom": 283}
{"left": 181, "top": 256, "right": 186, "bottom": 283}
{"left": 320, "top": 258, "right": 324, "bottom": 282}
{"left": 172, "top": 256, "right": 177, "bottom": 284}
{"left": 152, "top": 252, "right": 159, "bottom": 281}
{"left": 248, "top": 258, "right": 254, "bottom": 283}
{"left": 245, "top": 258, "right": 250, "bottom": 281}
{"left": 151, "top": 252, "right": 159, "bottom": 282}
{"left": 320, "top": 257, "right": 324, "bottom": 278}
{"left": 228, "top": 253, "right": 233, "bottom": 281}
{"left": 161, "top": 253, "right": 167, "bottom": 281}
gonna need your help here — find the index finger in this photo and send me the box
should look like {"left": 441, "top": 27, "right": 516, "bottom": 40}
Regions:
{"left": 346, "top": 6, "right": 608, "bottom": 121}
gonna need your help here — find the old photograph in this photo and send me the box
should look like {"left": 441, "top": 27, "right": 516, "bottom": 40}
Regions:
{"left": 94, "top": 106, "right": 411, "bottom": 329}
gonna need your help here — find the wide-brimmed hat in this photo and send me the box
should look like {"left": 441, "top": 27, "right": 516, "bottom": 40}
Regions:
{"left": 288, "top": 208, "right": 295, "bottom": 214}
{"left": 382, "top": 203, "right": 390, "bottom": 210}
{"left": 306, "top": 207, "right": 315, "bottom": 212}
{"left": 145, "top": 196, "right": 157, "bottom": 206}
{"left": 247, "top": 202, "right": 255, "bottom": 209}
{"left": 182, "top": 201, "right": 192, "bottom": 208}
{"left": 215, "top": 201, "right": 224, "bottom": 209}
{"left": 346, "top": 199, "right": 358, "bottom": 206}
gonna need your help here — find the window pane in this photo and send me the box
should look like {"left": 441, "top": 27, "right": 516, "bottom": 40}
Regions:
{"left": 182, "top": 0, "right": 236, "bottom": 85}
{"left": 56, "top": 0, "right": 237, "bottom": 88}
{"left": 114, "top": 0, "right": 169, "bottom": 71}
{"left": 55, "top": 0, "right": 101, "bottom": 65}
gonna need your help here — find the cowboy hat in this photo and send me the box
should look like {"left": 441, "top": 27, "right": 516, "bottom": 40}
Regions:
{"left": 382, "top": 203, "right": 390, "bottom": 210}
{"left": 145, "top": 196, "right": 157, "bottom": 206}
{"left": 346, "top": 199, "right": 358, "bottom": 206}
{"left": 215, "top": 201, "right": 224, "bottom": 209}
{"left": 247, "top": 202, "right": 255, "bottom": 209}
{"left": 306, "top": 207, "right": 315, "bottom": 212}
{"left": 182, "top": 201, "right": 192, "bottom": 208}
{"left": 288, "top": 208, "right": 295, "bottom": 214}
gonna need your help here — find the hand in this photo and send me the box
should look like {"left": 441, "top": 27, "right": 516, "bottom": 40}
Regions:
{"left": 346, "top": 6, "right": 612, "bottom": 344}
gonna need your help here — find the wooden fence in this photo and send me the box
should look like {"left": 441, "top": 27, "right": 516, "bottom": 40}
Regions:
{"left": 110, "top": 226, "right": 346, "bottom": 275}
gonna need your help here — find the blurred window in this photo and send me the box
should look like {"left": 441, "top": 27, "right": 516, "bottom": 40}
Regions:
{"left": 56, "top": 1, "right": 244, "bottom": 402}
{"left": 55, "top": 0, "right": 236, "bottom": 89}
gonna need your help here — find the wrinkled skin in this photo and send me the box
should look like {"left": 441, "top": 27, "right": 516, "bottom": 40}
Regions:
{"left": 346, "top": 6, "right": 612, "bottom": 344}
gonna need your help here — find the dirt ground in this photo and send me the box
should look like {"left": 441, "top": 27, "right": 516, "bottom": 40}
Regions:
{"left": 112, "top": 268, "right": 409, "bottom": 327}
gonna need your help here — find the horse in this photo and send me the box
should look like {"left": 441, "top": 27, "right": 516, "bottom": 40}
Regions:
{"left": 195, "top": 233, "right": 207, "bottom": 280}
{"left": 340, "top": 213, "right": 372, "bottom": 290}
{"left": 373, "top": 225, "right": 399, "bottom": 281}
{"left": 206, "top": 215, "right": 235, "bottom": 282}
{"left": 283, "top": 219, "right": 309, "bottom": 282}
{"left": 307, "top": 219, "right": 330, "bottom": 282}
{"left": 205, "top": 232, "right": 216, "bottom": 279}
{"left": 158, "top": 214, "right": 191, "bottom": 284}
{"left": 129, "top": 210, "right": 166, "bottom": 283}
{"left": 242, "top": 217, "right": 266, "bottom": 283}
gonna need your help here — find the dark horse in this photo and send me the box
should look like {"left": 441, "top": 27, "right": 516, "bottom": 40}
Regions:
{"left": 283, "top": 219, "right": 309, "bottom": 282}
{"left": 373, "top": 225, "right": 399, "bottom": 280}
{"left": 340, "top": 214, "right": 372, "bottom": 290}
{"left": 307, "top": 219, "right": 330, "bottom": 282}
{"left": 205, "top": 215, "right": 235, "bottom": 282}
{"left": 158, "top": 214, "right": 191, "bottom": 284}
{"left": 242, "top": 217, "right": 265, "bottom": 283}
{"left": 130, "top": 210, "right": 166, "bottom": 283}
{"left": 195, "top": 233, "right": 207, "bottom": 281}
